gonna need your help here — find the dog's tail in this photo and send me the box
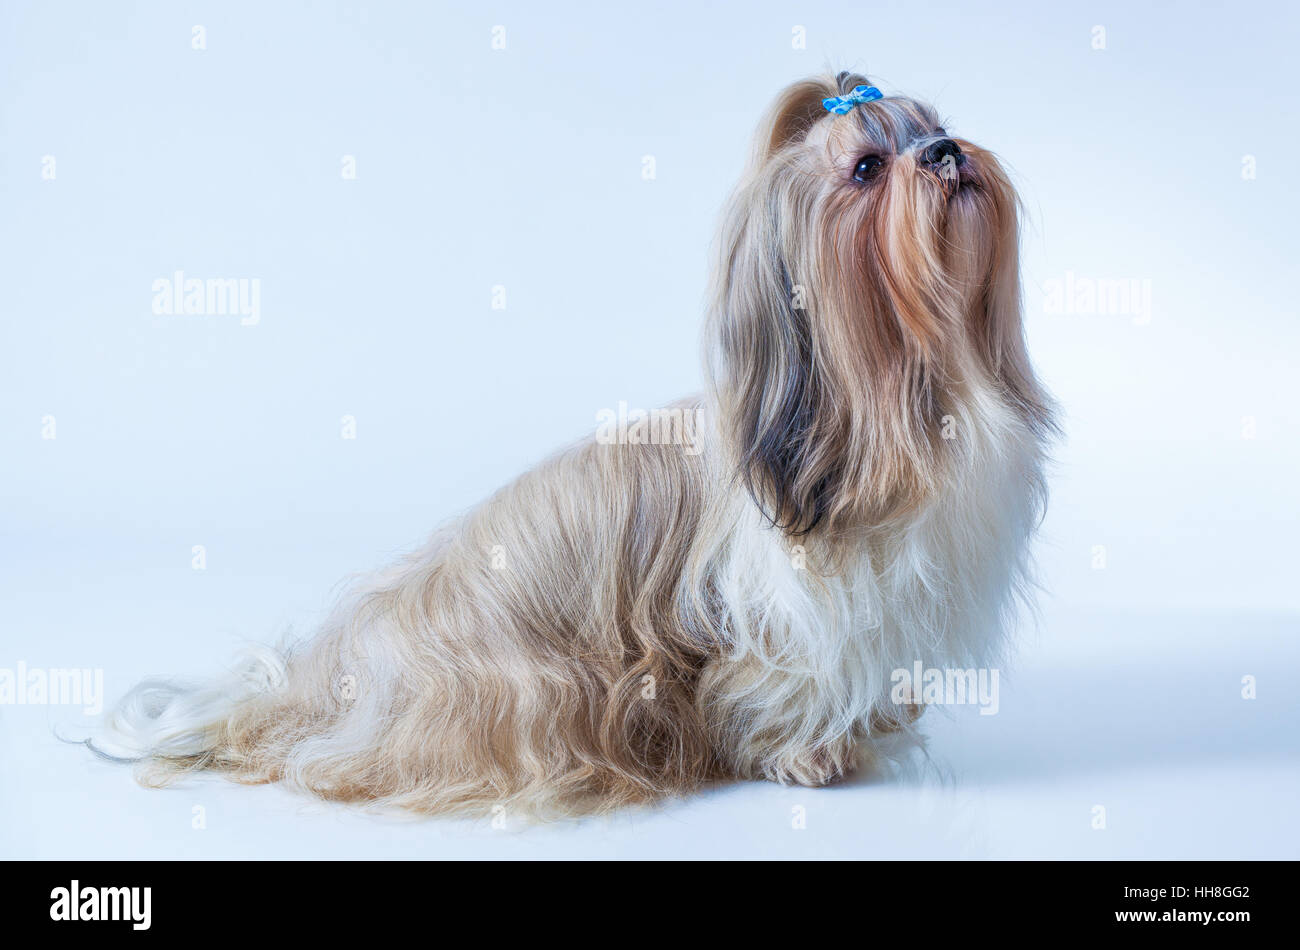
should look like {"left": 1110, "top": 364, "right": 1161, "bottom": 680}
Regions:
{"left": 91, "top": 593, "right": 421, "bottom": 805}
{"left": 93, "top": 645, "right": 291, "bottom": 779}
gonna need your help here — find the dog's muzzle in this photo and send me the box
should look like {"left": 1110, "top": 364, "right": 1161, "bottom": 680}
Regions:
{"left": 920, "top": 138, "right": 967, "bottom": 189}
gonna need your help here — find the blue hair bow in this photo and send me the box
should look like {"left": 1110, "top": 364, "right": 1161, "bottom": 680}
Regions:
{"left": 822, "top": 84, "right": 883, "bottom": 115}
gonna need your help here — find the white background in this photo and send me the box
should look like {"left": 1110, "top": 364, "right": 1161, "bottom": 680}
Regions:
{"left": 2, "top": 0, "right": 1297, "bottom": 858}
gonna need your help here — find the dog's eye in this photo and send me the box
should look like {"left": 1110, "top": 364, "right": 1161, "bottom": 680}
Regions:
{"left": 852, "top": 155, "right": 884, "bottom": 183}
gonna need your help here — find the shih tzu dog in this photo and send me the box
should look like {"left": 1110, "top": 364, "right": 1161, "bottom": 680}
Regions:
{"left": 99, "top": 72, "right": 1055, "bottom": 817}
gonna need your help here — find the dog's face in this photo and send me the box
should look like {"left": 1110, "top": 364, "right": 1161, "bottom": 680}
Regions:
{"left": 805, "top": 89, "right": 1008, "bottom": 335}
{"left": 707, "top": 73, "right": 1054, "bottom": 538}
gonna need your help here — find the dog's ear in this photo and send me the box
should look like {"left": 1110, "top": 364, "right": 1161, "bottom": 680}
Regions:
{"left": 709, "top": 200, "right": 844, "bottom": 538}
{"left": 711, "top": 72, "right": 886, "bottom": 538}
{"left": 724, "top": 274, "right": 840, "bottom": 537}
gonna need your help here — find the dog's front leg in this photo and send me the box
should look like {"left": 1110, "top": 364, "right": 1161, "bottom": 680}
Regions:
{"left": 705, "top": 655, "right": 867, "bottom": 787}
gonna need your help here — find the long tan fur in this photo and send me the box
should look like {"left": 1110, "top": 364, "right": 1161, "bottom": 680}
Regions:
{"left": 98, "top": 72, "right": 1056, "bottom": 818}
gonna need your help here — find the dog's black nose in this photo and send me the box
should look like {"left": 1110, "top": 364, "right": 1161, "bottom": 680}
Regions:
{"left": 920, "top": 138, "right": 963, "bottom": 167}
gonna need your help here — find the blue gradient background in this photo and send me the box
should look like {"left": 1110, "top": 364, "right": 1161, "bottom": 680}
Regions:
{"left": 2, "top": 0, "right": 1297, "bottom": 858}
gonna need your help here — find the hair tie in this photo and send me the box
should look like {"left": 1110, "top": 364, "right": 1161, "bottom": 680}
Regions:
{"left": 822, "top": 84, "right": 883, "bottom": 115}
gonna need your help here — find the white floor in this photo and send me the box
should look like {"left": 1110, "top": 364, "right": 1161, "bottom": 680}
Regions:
{"left": 4, "top": 534, "right": 1296, "bottom": 859}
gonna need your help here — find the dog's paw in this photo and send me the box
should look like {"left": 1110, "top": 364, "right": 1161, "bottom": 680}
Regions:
{"left": 762, "top": 738, "right": 859, "bottom": 787}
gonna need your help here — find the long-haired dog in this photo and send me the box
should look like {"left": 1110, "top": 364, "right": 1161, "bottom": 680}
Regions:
{"left": 98, "top": 72, "right": 1055, "bottom": 817}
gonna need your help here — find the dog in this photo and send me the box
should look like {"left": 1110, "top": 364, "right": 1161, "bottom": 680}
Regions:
{"left": 98, "top": 71, "right": 1056, "bottom": 818}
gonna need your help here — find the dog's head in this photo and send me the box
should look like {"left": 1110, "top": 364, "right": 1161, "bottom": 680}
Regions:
{"left": 707, "top": 71, "right": 1055, "bottom": 538}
